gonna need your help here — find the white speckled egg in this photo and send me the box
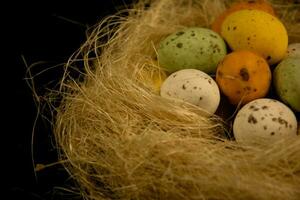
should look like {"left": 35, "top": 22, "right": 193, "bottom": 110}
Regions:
{"left": 286, "top": 43, "right": 300, "bottom": 58}
{"left": 160, "top": 69, "right": 220, "bottom": 114}
{"left": 233, "top": 98, "right": 298, "bottom": 145}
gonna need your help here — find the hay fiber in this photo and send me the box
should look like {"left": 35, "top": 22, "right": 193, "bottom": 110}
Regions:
{"left": 53, "top": 0, "right": 300, "bottom": 199}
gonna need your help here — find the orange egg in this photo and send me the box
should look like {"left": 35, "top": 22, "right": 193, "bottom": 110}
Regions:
{"left": 211, "top": 0, "right": 275, "bottom": 34}
{"left": 216, "top": 51, "right": 271, "bottom": 105}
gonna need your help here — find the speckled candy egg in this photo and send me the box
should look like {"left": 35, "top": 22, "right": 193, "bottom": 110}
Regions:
{"left": 216, "top": 51, "right": 271, "bottom": 105}
{"left": 233, "top": 98, "right": 298, "bottom": 145}
{"left": 221, "top": 9, "right": 288, "bottom": 65}
{"left": 136, "top": 59, "right": 167, "bottom": 94}
{"left": 160, "top": 69, "right": 220, "bottom": 114}
{"left": 286, "top": 43, "right": 300, "bottom": 58}
{"left": 211, "top": 0, "right": 275, "bottom": 34}
{"left": 273, "top": 57, "right": 300, "bottom": 112}
{"left": 158, "top": 27, "right": 227, "bottom": 73}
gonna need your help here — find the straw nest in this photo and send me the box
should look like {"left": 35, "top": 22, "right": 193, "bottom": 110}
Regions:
{"left": 53, "top": 0, "right": 300, "bottom": 199}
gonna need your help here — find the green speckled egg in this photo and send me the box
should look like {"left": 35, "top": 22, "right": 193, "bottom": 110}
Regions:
{"left": 273, "top": 57, "right": 300, "bottom": 112}
{"left": 158, "top": 27, "right": 227, "bottom": 73}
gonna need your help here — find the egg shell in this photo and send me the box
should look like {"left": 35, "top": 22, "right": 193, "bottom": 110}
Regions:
{"left": 160, "top": 69, "right": 220, "bottom": 114}
{"left": 221, "top": 9, "right": 288, "bottom": 65}
{"left": 233, "top": 98, "right": 298, "bottom": 145}
{"left": 212, "top": 0, "right": 275, "bottom": 34}
{"left": 286, "top": 43, "right": 300, "bottom": 58}
{"left": 158, "top": 27, "right": 227, "bottom": 73}
{"left": 216, "top": 51, "right": 271, "bottom": 105}
{"left": 273, "top": 57, "right": 300, "bottom": 112}
{"left": 138, "top": 69, "right": 167, "bottom": 93}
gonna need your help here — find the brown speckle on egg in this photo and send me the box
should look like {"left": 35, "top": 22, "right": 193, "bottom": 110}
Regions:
{"left": 250, "top": 106, "right": 259, "bottom": 111}
{"left": 176, "top": 31, "right": 185, "bottom": 36}
{"left": 210, "top": 34, "right": 218, "bottom": 39}
{"left": 239, "top": 68, "right": 250, "bottom": 81}
{"left": 278, "top": 117, "right": 288, "bottom": 127}
{"left": 177, "top": 43, "right": 183, "bottom": 48}
{"left": 248, "top": 114, "right": 257, "bottom": 124}
{"left": 270, "top": 132, "right": 275, "bottom": 136}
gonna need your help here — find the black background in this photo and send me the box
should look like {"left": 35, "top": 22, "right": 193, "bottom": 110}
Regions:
{"left": 7, "top": 0, "right": 133, "bottom": 199}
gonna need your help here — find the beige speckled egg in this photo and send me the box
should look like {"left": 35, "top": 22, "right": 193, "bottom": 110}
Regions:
{"left": 160, "top": 69, "right": 220, "bottom": 114}
{"left": 233, "top": 98, "right": 298, "bottom": 145}
{"left": 286, "top": 43, "right": 300, "bottom": 58}
{"left": 221, "top": 9, "right": 288, "bottom": 65}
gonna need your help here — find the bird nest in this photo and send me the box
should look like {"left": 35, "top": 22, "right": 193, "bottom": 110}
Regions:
{"left": 53, "top": 0, "right": 300, "bottom": 199}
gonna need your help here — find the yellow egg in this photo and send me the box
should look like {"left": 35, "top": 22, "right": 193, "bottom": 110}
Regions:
{"left": 151, "top": 70, "right": 167, "bottom": 93}
{"left": 136, "top": 60, "right": 167, "bottom": 93}
{"left": 221, "top": 10, "right": 288, "bottom": 65}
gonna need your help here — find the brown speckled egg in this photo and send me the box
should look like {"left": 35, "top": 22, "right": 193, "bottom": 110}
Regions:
{"left": 160, "top": 69, "right": 220, "bottom": 114}
{"left": 221, "top": 9, "right": 288, "bottom": 65}
{"left": 233, "top": 98, "right": 298, "bottom": 145}
{"left": 216, "top": 51, "right": 271, "bottom": 105}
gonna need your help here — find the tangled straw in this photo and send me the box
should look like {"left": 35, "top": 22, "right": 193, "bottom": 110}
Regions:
{"left": 53, "top": 0, "right": 300, "bottom": 199}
